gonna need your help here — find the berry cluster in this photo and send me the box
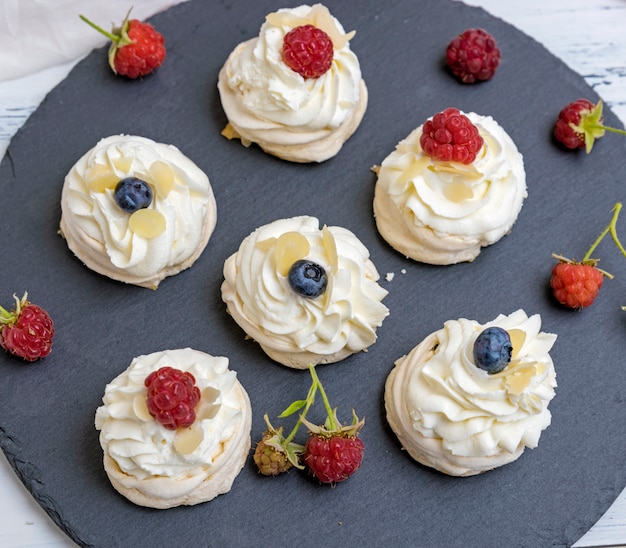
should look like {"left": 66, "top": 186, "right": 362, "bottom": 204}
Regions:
{"left": 253, "top": 365, "right": 364, "bottom": 484}
{"left": 420, "top": 107, "right": 483, "bottom": 164}
{"left": 0, "top": 293, "right": 54, "bottom": 362}
{"left": 145, "top": 366, "right": 201, "bottom": 430}
{"left": 282, "top": 24, "right": 334, "bottom": 79}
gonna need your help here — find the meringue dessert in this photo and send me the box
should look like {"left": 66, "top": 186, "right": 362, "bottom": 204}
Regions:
{"left": 59, "top": 135, "right": 217, "bottom": 289}
{"left": 373, "top": 108, "right": 527, "bottom": 264}
{"left": 221, "top": 215, "right": 389, "bottom": 369}
{"left": 384, "top": 310, "right": 557, "bottom": 477}
{"left": 217, "top": 4, "right": 367, "bottom": 163}
{"left": 95, "top": 348, "right": 252, "bottom": 509}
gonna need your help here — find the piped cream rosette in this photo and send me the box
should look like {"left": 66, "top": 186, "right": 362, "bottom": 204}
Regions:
{"left": 59, "top": 135, "right": 217, "bottom": 289}
{"left": 95, "top": 348, "right": 252, "bottom": 509}
{"left": 217, "top": 4, "right": 367, "bottom": 162}
{"left": 373, "top": 112, "right": 527, "bottom": 264}
{"left": 221, "top": 216, "right": 389, "bottom": 369}
{"left": 385, "top": 310, "right": 557, "bottom": 476}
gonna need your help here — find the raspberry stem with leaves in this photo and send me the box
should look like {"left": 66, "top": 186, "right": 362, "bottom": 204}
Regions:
{"left": 253, "top": 368, "right": 321, "bottom": 474}
{"left": 308, "top": 364, "right": 338, "bottom": 430}
{"left": 552, "top": 202, "right": 626, "bottom": 279}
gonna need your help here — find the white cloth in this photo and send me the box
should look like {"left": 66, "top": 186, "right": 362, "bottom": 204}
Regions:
{"left": 0, "top": 0, "right": 187, "bottom": 82}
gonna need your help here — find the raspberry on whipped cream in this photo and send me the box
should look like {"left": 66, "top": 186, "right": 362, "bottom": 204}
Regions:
{"left": 95, "top": 348, "right": 252, "bottom": 508}
{"left": 373, "top": 111, "right": 527, "bottom": 265}
{"left": 217, "top": 4, "right": 367, "bottom": 163}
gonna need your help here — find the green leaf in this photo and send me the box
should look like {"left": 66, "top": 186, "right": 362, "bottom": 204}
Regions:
{"left": 278, "top": 399, "right": 307, "bottom": 418}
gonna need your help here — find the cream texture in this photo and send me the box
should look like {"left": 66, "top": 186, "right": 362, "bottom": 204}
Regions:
{"left": 60, "top": 135, "right": 217, "bottom": 289}
{"left": 217, "top": 4, "right": 367, "bottom": 162}
{"left": 385, "top": 310, "right": 557, "bottom": 476}
{"left": 221, "top": 216, "right": 389, "bottom": 368}
{"left": 374, "top": 112, "right": 527, "bottom": 264}
{"left": 95, "top": 348, "right": 251, "bottom": 508}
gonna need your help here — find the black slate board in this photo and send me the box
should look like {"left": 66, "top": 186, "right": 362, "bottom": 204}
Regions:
{"left": 1, "top": 1, "right": 625, "bottom": 546}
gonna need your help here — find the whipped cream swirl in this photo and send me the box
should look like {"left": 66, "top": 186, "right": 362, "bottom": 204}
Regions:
{"left": 405, "top": 310, "right": 557, "bottom": 458}
{"left": 221, "top": 216, "right": 389, "bottom": 366}
{"left": 374, "top": 112, "right": 526, "bottom": 263}
{"left": 95, "top": 348, "right": 248, "bottom": 483}
{"left": 218, "top": 4, "right": 363, "bottom": 146}
{"left": 60, "top": 135, "right": 216, "bottom": 288}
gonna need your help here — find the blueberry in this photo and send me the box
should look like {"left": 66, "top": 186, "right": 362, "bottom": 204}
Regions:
{"left": 472, "top": 327, "right": 512, "bottom": 374}
{"left": 114, "top": 177, "right": 153, "bottom": 212}
{"left": 287, "top": 260, "right": 327, "bottom": 298}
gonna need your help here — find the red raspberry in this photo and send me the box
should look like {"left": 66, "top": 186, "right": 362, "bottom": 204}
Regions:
{"left": 80, "top": 10, "right": 166, "bottom": 79}
{"left": 549, "top": 202, "right": 626, "bottom": 309}
{"left": 113, "top": 19, "right": 166, "bottom": 78}
{"left": 446, "top": 28, "right": 501, "bottom": 84}
{"left": 304, "top": 433, "right": 364, "bottom": 484}
{"left": 420, "top": 108, "right": 484, "bottom": 164}
{"left": 0, "top": 293, "right": 54, "bottom": 362}
{"left": 145, "top": 366, "right": 201, "bottom": 430}
{"left": 550, "top": 262, "right": 604, "bottom": 309}
{"left": 550, "top": 98, "right": 626, "bottom": 154}
{"left": 282, "top": 24, "right": 334, "bottom": 79}
{"left": 554, "top": 98, "right": 597, "bottom": 151}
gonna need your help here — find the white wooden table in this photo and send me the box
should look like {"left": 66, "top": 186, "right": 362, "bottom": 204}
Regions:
{"left": 1, "top": 1, "right": 625, "bottom": 546}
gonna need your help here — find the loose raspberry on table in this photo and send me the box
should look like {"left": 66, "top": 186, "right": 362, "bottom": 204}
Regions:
{"left": 554, "top": 98, "right": 596, "bottom": 150}
{"left": 553, "top": 99, "right": 626, "bottom": 153}
{"left": 420, "top": 107, "right": 484, "bottom": 164}
{"left": 282, "top": 24, "right": 334, "bottom": 79}
{"left": 254, "top": 433, "right": 294, "bottom": 476}
{"left": 80, "top": 9, "right": 166, "bottom": 79}
{"left": 304, "top": 433, "right": 364, "bottom": 484}
{"left": 550, "top": 262, "right": 604, "bottom": 309}
{"left": 145, "top": 366, "right": 201, "bottom": 430}
{"left": 0, "top": 293, "right": 54, "bottom": 362}
{"left": 549, "top": 203, "right": 626, "bottom": 309}
{"left": 114, "top": 19, "right": 166, "bottom": 79}
{"left": 446, "top": 28, "right": 501, "bottom": 84}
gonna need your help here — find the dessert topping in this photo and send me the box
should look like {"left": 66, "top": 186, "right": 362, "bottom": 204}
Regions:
{"left": 282, "top": 24, "right": 334, "bottom": 79}
{"left": 114, "top": 177, "right": 153, "bottom": 212}
{"left": 472, "top": 326, "right": 512, "bottom": 374}
{"left": 273, "top": 232, "right": 310, "bottom": 276}
{"left": 145, "top": 366, "right": 201, "bottom": 430}
{"left": 288, "top": 260, "right": 328, "bottom": 298}
{"left": 420, "top": 108, "right": 483, "bottom": 164}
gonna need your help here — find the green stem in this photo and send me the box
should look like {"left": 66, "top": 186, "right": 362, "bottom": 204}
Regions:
{"left": 308, "top": 364, "right": 337, "bottom": 431}
{"left": 79, "top": 15, "right": 120, "bottom": 43}
{"left": 283, "top": 381, "right": 317, "bottom": 444}
{"left": 582, "top": 202, "right": 625, "bottom": 261}
{"left": 588, "top": 124, "right": 626, "bottom": 137}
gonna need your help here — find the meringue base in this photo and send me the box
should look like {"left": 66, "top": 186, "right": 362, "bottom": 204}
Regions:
{"left": 102, "top": 380, "right": 252, "bottom": 509}
{"left": 373, "top": 182, "right": 487, "bottom": 265}
{"left": 384, "top": 332, "right": 524, "bottom": 477}
{"left": 218, "top": 43, "right": 368, "bottom": 163}
{"left": 59, "top": 197, "right": 217, "bottom": 290}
